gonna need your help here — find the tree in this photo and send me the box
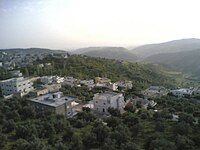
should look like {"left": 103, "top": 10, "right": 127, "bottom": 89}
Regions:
{"left": 0, "top": 133, "right": 7, "bottom": 148}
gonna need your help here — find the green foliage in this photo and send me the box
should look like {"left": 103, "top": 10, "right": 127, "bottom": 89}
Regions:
{"left": 22, "top": 55, "right": 183, "bottom": 89}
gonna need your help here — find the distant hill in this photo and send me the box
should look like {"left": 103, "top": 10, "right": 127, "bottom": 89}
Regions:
{"left": 132, "top": 38, "right": 200, "bottom": 59}
{"left": 144, "top": 49, "right": 200, "bottom": 78}
{"left": 72, "top": 47, "right": 138, "bottom": 62}
{"left": 0, "top": 48, "right": 67, "bottom": 55}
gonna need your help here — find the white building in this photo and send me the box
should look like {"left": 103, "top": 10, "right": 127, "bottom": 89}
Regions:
{"left": 93, "top": 91, "right": 125, "bottom": 114}
{"left": 0, "top": 62, "right": 2, "bottom": 67}
{"left": 142, "top": 86, "right": 168, "bottom": 98}
{"left": 9, "top": 70, "right": 23, "bottom": 77}
{"left": 62, "top": 77, "right": 78, "bottom": 87}
{"left": 40, "top": 76, "right": 54, "bottom": 84}
{"left": 80, "top": 79, "right": 95, "bottom": 88}
{"left": 0, "top": 77, "right": 34, "bottom": 98}
{"left": 96, "top": 82, "right": 118, "bottom": 91}
{"left": 170, "top": 88, "right": 193, "bottom": 97}
{"left": 53, "top": 76, "right": 65, "bottom": 84}
{"left": 116, "top": 80, "right": 133, "bottom": 90}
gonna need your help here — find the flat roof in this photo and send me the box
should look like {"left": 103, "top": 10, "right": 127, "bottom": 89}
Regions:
{"left": 29, "top": 93, "right": 67, "bottom": 107}
{"left": 0, "top": 77, "right": 31, "bottom": 83}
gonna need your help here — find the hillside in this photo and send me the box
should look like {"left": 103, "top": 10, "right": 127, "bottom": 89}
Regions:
{"left": 21, "top": 55, "right": 193, "bottom": 88}
{"left": 132, "top": 38, "right": 200, "bottom": 59}
{"left": 72, "top": 47, "right": 138, "bottom": 62}
{"left": 0, "top": 48, "right": 67, "bottom": 55}
{"left": 144, "top": 49, "right": 200, "bottom": 78}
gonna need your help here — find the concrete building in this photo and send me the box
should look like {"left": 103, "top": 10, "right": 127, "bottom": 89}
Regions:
{"left": 62, "top": 77, "right": 78, "bottom": 87}
{"left": 28, "top": 92, "right": 79, "bottom": 117}
{"left": 43, "top": 84, "right": 61, "bottom": 93}
{"left": 116, "top": 80, "right": 133, "bottom": 90}
{"left": 0, "top": 77, "right": 34, "bottom": 98}
{"left": 28, "top": 92, "right": 67, "bottom": 115}
{"left": 30, "top": 88, "right": 49, "bottom": 97}
{"left": 142, "top": 86, "right": 168, "bottom": 98}
{"left": 40, "top": 76, "right": 54, "bottom": 84}
{"left": 52, "top": 76, "right": 65, "bottom": 84}
{"left": 93, "top": 91, "right": 125, "bottom": 114}
{"left": 9, "top": 70, "right": 23, "bottom": 77}
{"left": 95, "top": 77, "right": 111, "bottom": 84}
{"left": 170, "top": 88, "right": 193, "bottom": 97}
{"left": 129, "top": 97, "right": 157, "bottom": 109}
{"left": 96, "top": 82, "right": 118, "bottom": 91}
{"left": 80, "top": 79, "right": 95, "bottom": 88}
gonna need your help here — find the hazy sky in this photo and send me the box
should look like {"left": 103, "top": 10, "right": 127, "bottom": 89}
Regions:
{"left": 0, "top": 0, "right": 200, "bottom": 49}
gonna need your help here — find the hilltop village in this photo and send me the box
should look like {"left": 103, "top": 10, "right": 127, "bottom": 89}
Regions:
{"left": 0, "top": 52, "right": 199, "bottom": 149}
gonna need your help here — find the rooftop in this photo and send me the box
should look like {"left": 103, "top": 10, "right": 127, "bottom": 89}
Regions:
{"left": 28, "top": 92, "right": 68, "bottom": 107}
{"left": 0, "top": 77, "right": 31, "bottom": 83}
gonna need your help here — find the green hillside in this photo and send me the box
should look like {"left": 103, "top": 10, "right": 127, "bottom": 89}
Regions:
{"left": 144, "top": 49, "right": 200, "bottom": 79}
{"left": 21, "top": 55, "right": 192, "bottom": 88}
{"left": 132, "top": 38, "right": 200, "bottom": 59}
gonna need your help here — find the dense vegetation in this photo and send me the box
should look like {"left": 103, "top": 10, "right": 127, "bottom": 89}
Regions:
{"left": 20, "top": 55, "right": 187, "bottom": 89}
{"left": 0, "top": 94, "right": 199, "bottom": 149}
{"left": 0, "top": 55, "right": 200, "bottom": 149}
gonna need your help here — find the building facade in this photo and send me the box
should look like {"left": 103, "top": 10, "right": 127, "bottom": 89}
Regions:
{"left": 0, "top": 77, "right": 34, "bottom": 98}
{"left": 93, "top": 91, "right": 125, "bottom": 114}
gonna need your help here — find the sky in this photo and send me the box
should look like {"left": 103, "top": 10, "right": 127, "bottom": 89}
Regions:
{"left": 0, "top": 0, "right": 200, "bottom": 49}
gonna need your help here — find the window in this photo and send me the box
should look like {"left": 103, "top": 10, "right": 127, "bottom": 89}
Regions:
{"left": 103, "top": 108, "right": 105, "bottom": 112}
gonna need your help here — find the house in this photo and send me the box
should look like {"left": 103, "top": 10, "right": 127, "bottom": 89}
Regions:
{"left": 43, "top": 83, "right": 61, "bottom": 93}
{"left": 128, "top": 97, "right": 157, "bottom": 109}
{"left": 95, "top": 77, "right": 111, "bottom": 84}
{"left": 28, "top": 92, "right": 67, "bottom": 115}
{"left": 28, "top": 92, "right": 80, "bottom": 117}
{"left": 0, "top": 77, "right": 34, "bottom": 98}
{"left": 96, "top": 82, "right": 118, "bottom": 91}
{"left": 40, "top": 76, "right": 54, "bottom": 84}
{"left": 52, "top": 76, "right": 65, "bottom": 84}
{"left": 116, "top": 80, "right": 133, "bottom": 90}
{"left": 170, "top": 88, "right": 193, "bottom": 97}
{"left": 9, "top": 70, "right": 23, "bottom": 77}
{"left": 64, "top": 96, "right": 80, "bottom": 117}
{"left": 192, "top": 88, "right": 200, "bottom": 97}
{"left": 62, "top": 77, "right": 78, "bottom": 87}
{"left": 30, "top": 88, "right": 49, "bottom": 97}
{"left": 142, "top": 86, "right": 168, "bottom": 98}
{"left": 80, "top": 79, "right": 95, "bottom": 88}
{"left": 93, "top": 91, "right": 125, "bottom": 114}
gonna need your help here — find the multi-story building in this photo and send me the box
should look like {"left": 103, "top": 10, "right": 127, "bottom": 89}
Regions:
{"left": 0, "top": 77, "right": 34, "bottom": 98}
{"left": 93, "top": 91, "right": 125, "bottom": 114}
